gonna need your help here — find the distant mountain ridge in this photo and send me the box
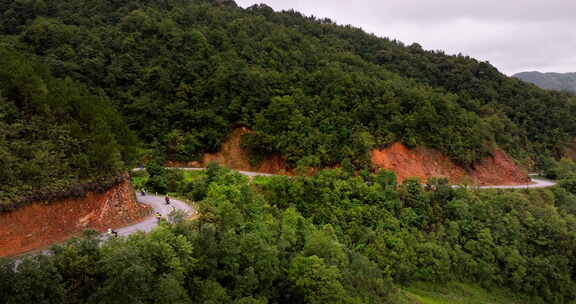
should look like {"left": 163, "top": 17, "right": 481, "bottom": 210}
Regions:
{"left": 513, "top": 71, "right": 576, "bottom": 93}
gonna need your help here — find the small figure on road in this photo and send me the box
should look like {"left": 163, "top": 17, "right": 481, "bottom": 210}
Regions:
{"left": 140, "top": 188, "right": 146, "bottom": 196}
{"left": 107, "top": 228, "right": 118, "bottom": 237}
{"left": 155, "top": 212, "right": 162, "bottom": 222}
{"left": 165, "top": 195, "right": 171, "bottom": 205}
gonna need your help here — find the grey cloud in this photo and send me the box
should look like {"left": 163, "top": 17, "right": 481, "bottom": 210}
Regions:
{"left": 355, "top": 0, "right": 576, "bottom": 22}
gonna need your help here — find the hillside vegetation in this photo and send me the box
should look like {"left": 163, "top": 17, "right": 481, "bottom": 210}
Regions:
{"left": 3, "top": 166, "right": 576, "bottom": 303}
{"left": 3, "top": 1, "right": 576, "bottom": 301}
{"left": 0, "top": 47, "right": 137, "bottom": 210}
{"left": 513, "top": 71, "right": 576, "bottom": 94}
{"left": 1, "top": 0, "right": 575, "bottom": 171}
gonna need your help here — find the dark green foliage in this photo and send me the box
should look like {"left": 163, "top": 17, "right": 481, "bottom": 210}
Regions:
{"left": 0, "top": 47, "right": 136, "bottom": 209}
{"left": 559, "top": 178, "right": 576, "bottom": 195}
{"left": 91, "top": 226, "right": 195, "bottom": 304}
{"left": 144, "top": 160, "right": 169, "bottom": 194}
{"left": 543, "top": 158, "right": 576, "bottom": 180}
{"left": 1, "top": 0, "right": 573, "bottom": 171}
{"left": 3, "top": 255, "right": 67, "bottom": 304}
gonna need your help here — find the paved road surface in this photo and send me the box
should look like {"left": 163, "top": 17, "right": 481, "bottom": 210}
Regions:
{"left": 107, "top": 193, "right": 194, "bottom": 238}
{"left": 11, "top": 194, "right": 194, "bottom": 263}
{"left": 475, "top": 177, "right": 556, "bottom": 189}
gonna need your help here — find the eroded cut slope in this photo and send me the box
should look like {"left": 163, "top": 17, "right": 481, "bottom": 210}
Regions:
{"left": 371, "top": 143, "right": 530, "bottom": 185}
{"left": 170, "top": 128, "right": 530, "bottom": 185}
{"left": 0, "top": 178, "right": 150, "bottom": 257}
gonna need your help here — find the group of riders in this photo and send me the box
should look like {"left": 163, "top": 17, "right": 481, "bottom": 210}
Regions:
{"left": 108, "top": 190, "right": 173, "bottom": 237}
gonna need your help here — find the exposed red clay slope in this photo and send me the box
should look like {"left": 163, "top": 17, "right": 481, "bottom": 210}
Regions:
{"left": 0, "top": 179, "right": 150, "bottom": 257}
{"left": 168, "top": 127, "right": 292, "bottom": 175}
{"left": 169, "top": 128, "right": 529, "bottom": 185}
{"left": 371, "top": 143, "right": 530, "bottom": 185}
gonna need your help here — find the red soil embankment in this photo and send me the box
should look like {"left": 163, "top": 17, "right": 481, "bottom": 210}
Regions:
{"left": 167, "top": 127, "right": 291, "bottom": 175}
{"left": 371, "top": 143, "right": 530, "bottom": 185}
{"left": 0, "top": 178, "right": 150, "bottom": 257}
{"left": 168, "top": 127, "right": 529, "bottom": 185}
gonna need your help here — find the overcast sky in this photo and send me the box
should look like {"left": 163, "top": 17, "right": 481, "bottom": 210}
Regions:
{"left": 235, "top": 0, "right": 576, "bottom": 75}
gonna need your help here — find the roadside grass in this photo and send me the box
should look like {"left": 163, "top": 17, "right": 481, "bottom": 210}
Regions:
{"left": 180, "top": 169, "right": 205, "bottom": 183}
{"left": 398, "top": 282, "right": 540, "bottom": 304}
{"left": 131, "top": 170, "right": 149, "bottom": 190}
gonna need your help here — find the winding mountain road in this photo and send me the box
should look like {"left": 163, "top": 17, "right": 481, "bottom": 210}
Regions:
{"left": 9, "top": 169, "right": 556, "bottom": 261}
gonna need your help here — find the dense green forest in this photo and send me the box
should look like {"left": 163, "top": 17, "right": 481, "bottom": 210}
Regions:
{"left": 1, "top": 0, "right": 575, "bottom": 171}
{"left": 513, "top": 71, "right": 576, "bottom": 94}
{"left": 3, "top": 166, "right": 576, "bottom": 303}
{"left": 0, "top": 47, "right": 137, "bottom": 210}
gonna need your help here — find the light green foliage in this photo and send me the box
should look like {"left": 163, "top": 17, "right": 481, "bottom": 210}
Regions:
{"left": 287, "top": 255, "right": 351, "bottom": 304}
{"left": 303, "top": 225, "right": 348, "bottom": 268}
{"left": 401, "top": 281, "right": 537, "bottom": 304}
{"left": 131, "top": 169, "right": 149, "bottom": 190}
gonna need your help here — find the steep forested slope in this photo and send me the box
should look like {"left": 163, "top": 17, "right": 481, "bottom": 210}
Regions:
{"left": 513, "top": 71, "right": 576, "bottom": 93}
{"left": 264, "top": 11, "right": 576, "bottom": 160}
{"left": 0, "top": 47, "right": 137, "bottom": 210}
{"left": 1, "top": 0, "right": 575, "bottom": 172}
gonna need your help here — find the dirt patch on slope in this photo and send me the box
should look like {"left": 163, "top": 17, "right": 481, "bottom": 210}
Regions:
{"left": 168, "top": 127, "right": 292, "bottom": 175}
{"left": 0, "top": 178, "right": 150, "bottom": 257}
{"left": 371, "top": 143, "right": 530, "bottom": 185}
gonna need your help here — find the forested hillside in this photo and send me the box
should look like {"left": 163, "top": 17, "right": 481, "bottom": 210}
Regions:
{"left": 3, "top": 166, "right": 576, "bottom": 303}
{"left": 0, "top": 47, "right": 137, "bottom": 210}
{"left": 1, "top": 0, "right": 575, "bottom": 171}
{"left": 513, "top": 71, "right": 576, "bottom": 93}
{"left": 4, "top": 0, "right": 576, "bottom": 302}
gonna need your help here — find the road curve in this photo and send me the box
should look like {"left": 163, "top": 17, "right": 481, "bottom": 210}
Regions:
{"left": 10, "top": 194, "right": 194, "bottom": 263}
{"left": 106, "top": 193, "right": 195, "bottom": 238}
